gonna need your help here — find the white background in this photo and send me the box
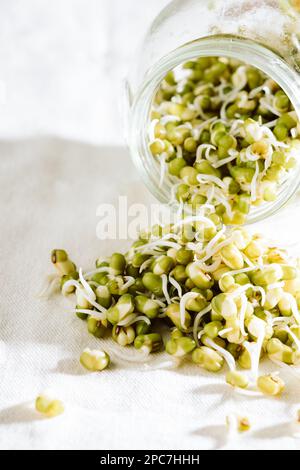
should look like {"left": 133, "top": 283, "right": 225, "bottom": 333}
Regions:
{"left": 0, "top": 0, "right": 169, "bottom": 145}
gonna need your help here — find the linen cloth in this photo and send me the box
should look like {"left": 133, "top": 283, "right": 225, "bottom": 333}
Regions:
{"left": 0, "top": 0, "right": 169, "bottom": 146}
{"left": 0, "top": 137, "right": 300, "bottom": 450}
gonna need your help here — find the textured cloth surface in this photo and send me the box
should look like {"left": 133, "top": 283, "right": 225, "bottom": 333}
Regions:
{"left": 0, "top": 0, "right": 169, "bottom": 145}
{"left": 1, "top": 138, "right": 300, "bottom": 450}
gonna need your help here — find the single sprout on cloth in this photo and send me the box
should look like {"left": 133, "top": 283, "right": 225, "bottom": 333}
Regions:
{"left": 37, "top": 249, "right": 78, "bottom": 298}
{"left": 149, "top": 56, "right": 300, "bottom": 224}
{"left": 51, "top": 249, "right": 77, "bottom": 278}
{"left": 50, "top": 213, "right": 300, "bottom": 394}
{"left": 226, "top": 414, "right": 251, "bottom": 434}
{"left": 80, "top": 348, "right": 110, "bottom": 372}
{"left": 257, "top": 373, "right": 285, "bottom": 396}
{"left": 35, "top": 392, "right": 64, "bottom": 418}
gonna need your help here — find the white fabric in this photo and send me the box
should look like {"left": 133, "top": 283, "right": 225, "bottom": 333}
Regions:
{"left": 0, "top": 0, "right": 169, "bottom": 146}
{"left": 1, "top": 0, "right": 300, "bottom": 451}
{"left": 1, "top": 138, "right": 300, "bottom": 450}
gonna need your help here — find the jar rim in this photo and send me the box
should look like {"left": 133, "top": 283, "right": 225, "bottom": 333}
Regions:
{"left": 129, "top": 35, "right": 300, "bottom": 225}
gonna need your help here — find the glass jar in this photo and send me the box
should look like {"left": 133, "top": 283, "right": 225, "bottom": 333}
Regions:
{"left": 125, "top": 0, "right": 300, "bottom": 224}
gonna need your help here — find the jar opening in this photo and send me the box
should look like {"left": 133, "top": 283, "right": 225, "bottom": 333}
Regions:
{"left": 129, "top": 36, "right": 300, "bottom": 225}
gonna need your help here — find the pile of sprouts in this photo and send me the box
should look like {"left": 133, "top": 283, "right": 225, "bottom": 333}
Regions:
{"left": 49, "top": 213, "right": 300, "bottom": 397}
{"left": 149, "top": 56, "right": 300, "bottom": 224}
{"left": 43, "top": 55, "right": 300, "bottom": 402}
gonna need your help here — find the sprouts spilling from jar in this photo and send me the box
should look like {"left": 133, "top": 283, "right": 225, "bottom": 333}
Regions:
{"left": 148, "top": 57, "right": 300, "bottom": 224}
{"left": 51, "top": 214, "right": 300, "bottom": 395}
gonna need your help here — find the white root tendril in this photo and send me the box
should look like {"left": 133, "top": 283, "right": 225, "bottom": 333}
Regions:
{"left": 286, "top": 293, "right": 300, "bottom": 325}
{"left": 239, "top": 294, "right": 248, "bottom": 337}
{"left": 62, "top": 279, "right": 107, "bottom": 318}
{"left": 136, "top": 240, "right": 181, "bottom": 253}
{"left": 37, "top": 275, "right": 60, "bottom": 299}
{"left": 110, "top": 348, "right": 151, "bottom": 364}
{"left": 79, "top": 268, "right": 97, "bottom": 301}
{"left": 219, "top": 327, "right": 233, "bottom": 338}
{"left": 231, "top": 284, "right": 266, "bottom": 307}
{"left": 122, "top": 276, "right": 136, "bottom": 290}
{"left": 205, "top": 338, "right": 236, "bottom": 372}
{"left": 161, "top": 274, "right": 171, "bottom": 305}
{"left": 196, "top": 144, "right": 216, "bottom": 162}
{"left": 139, "top": 258, "right": 153, "bottom": 273}
{"left": 212, "top": 152, "right": 238, "bottom": 168}
{"left": 193, "top": 305, "right": 212, "bottom": 344}
{"left": 169, "top": 275, "right": 183, "bottom": 298}
{"left": 195, "top": 257, "right": 222, "bottom": 273}
{"left": 221, "top": 266, "right": 261, "bottom": 278}
{"left": 197, "top": 173, "right": 227, "bottom": 190}
{"left": 268, "top": 281, "right": 285, "bottom": 290}
{"left": 225, "top": 413, "right": 239, "bottom": 438}
{"left": 200, "top": 237, "right": 234, "bottom": 263}
{"left": 234, "top": 388, "right": 263, "bottom": 397}
{"left": 205, "top": 225, "right": 226, "bottom": 254}
{"left": 243, "top": 321, "right": 265, "bottom": 383}
{"left": 241, "top": 253, "right": 255, "bottom": 268}
{"left": 84, "top": 266, "right": 112, "bottom": 279}
{"left": 75, "top": 308, "right": 104, "bottom": 321}
{"left": 143, "top": 358, "right": 181, "bottom": 371}
{"left": 269, "top": 357, "right": 300, "bottom": 381}
{"left": 180, "top": 292, "right": 199, "bottom": 329}
{"left": 119, "top": 315, "right": 151, "bottom": 327}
